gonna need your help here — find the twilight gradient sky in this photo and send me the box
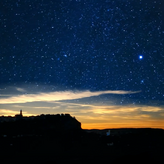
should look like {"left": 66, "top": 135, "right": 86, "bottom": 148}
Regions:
{"left": 0, "top": 0, "right": 164, "bottom": 129}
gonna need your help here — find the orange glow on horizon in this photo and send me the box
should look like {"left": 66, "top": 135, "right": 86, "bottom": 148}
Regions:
{"left": 1, "top": 107, "right": 164, "bottom": 130}
{"left": 81, "top": 122, "right": 164, "bottom": 130}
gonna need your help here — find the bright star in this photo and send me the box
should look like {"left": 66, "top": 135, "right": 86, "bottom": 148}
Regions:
{"left": 139, "top": 55, "right": 143, "bottom": 59}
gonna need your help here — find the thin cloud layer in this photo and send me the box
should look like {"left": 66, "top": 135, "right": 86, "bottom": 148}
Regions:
{"left": 0, "top": 90, "right": 140, "bottom": 104}
{"left": 63, "top": 102, "right": 163, "bottom": 115}
{"left": 16, "top": 88, "right": 26, "bottom": 92}
{"left": 0, "top": 109, "right": 31, "bottom": 116}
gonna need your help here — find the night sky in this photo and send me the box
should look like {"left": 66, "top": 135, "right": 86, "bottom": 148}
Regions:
{"left": 0, "top": 0, "right": 164, "bottom": 129}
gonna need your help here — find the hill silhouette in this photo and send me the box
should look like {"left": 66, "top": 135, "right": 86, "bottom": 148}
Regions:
{"left": 0, "top": 113, "right": 164, "bottom": 164}
{"left": 0, "top": 113, "right": 81, "bottom": 135}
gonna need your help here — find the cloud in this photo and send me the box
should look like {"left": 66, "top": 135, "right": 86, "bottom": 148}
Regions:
{"left": 0, "top": 109, "right": 19, "bottom": 115}
{"left": 0, "top": 88, "right": 6, "bottom": 90}
{"left": 0, "top": 109, "right": 32, "bottom": 116}
{"left": 16, "top": 88, "right": 26, "bottom": 92}
{"left": 0, "top": 90, "right": 140, "bottom": 104}
{"left": 141, "top": 106, "right": 162, "bottom": 112}
{"left": 91, "top": 105, "right": 162, "bottom": 114}
{"left": 50, "top": 101, "right": 163, "bottom": 116}
{"left": 62, "top": 102, "right": 164, "bottom": 121}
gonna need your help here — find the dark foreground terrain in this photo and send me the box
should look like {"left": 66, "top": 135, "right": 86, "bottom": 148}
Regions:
{"left": 0, "top": 114, "right": 164, "bottom": 164}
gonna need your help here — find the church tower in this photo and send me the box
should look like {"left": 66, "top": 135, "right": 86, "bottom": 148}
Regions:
{"left": 15, "top": 110, "right": 23, "bottom": 118}
{"left": 20, "top": 110, "right": 23, "bottom": 116}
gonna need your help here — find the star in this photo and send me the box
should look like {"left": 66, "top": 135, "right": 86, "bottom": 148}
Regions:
{"left": 140, "top": 80, "right": 144, "bottom": 84}
{"left": 139, "top": 55, "right": 143, "bottom": 59}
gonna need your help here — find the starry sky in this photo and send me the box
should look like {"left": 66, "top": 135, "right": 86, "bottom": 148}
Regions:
{"left": 0, "top": 0, "right": 164, "bottom": 129}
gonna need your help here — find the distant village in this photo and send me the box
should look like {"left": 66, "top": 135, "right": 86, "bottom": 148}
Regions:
{"left": 0, "top": 110, "right": 77, "bottom": 123}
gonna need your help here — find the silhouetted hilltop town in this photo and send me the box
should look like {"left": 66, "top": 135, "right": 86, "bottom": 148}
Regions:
{"left": 0, "top": 111, "right": 164, "bottom": 164}
{"left": 0, "top": 110, "right": 81, "bottom": 135}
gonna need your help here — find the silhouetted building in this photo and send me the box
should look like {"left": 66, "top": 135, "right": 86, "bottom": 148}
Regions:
{"left": 20, "top": 110, "right": 23, "bottom": 116}
{"left": 15, "top": 110, "right": 23, "bottom": 118}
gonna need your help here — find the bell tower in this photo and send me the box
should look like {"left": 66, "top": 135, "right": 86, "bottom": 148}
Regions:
{"left": 20, "top": 109, "right": 23, "bottom": 116}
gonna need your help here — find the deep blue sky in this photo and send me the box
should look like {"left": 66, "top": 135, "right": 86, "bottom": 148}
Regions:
{"left": 0, "top": 0, "right": 164, "bottom": 128}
